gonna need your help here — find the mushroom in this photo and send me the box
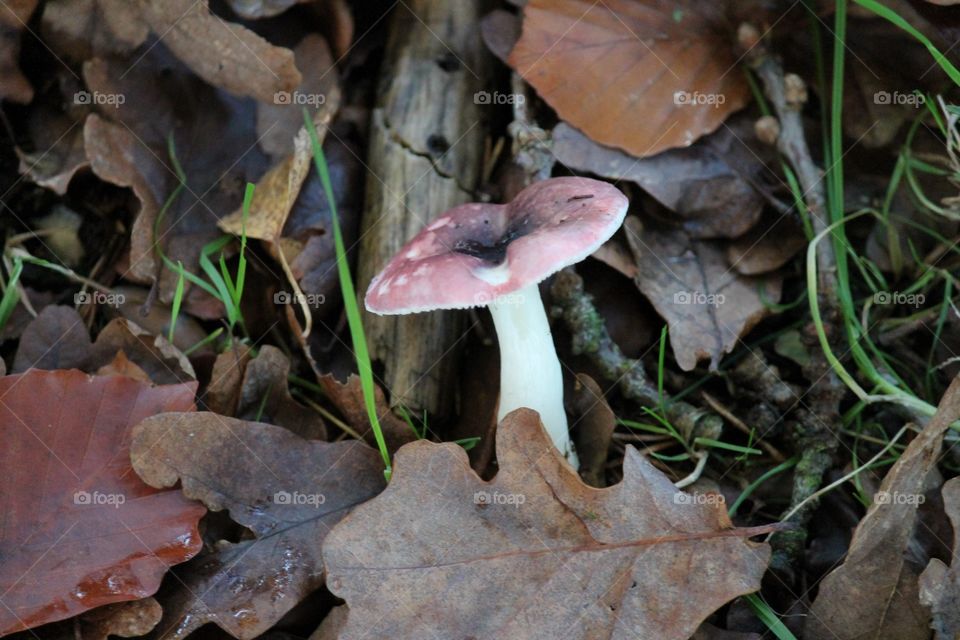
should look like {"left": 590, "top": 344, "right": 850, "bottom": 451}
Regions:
{"left": 364, "top": 177, "right": 629, "bottom": 469}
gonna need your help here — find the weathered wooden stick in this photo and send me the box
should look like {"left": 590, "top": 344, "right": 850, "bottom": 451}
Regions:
{"left": 358, "top": 0, "right": 489, "bottom": 416}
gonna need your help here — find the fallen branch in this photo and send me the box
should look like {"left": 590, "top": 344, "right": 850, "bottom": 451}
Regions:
{"left": 550, "top": 267, "right": 723, "bottom": 441}
{"left": 741, "top": 23, "right": 847, "bottom": 575}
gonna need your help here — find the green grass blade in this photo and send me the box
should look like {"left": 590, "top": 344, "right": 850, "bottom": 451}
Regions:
{"left": 184, "top": 327, "right": 223, "bottom": 355}
{"left": 235, "top": 183, "right": 253, "bottom": 311}
{"left": 693, "top": 438, "right": 763, "bottom": 456}
{"left": 168, "top": 260, "right": 186, "bottom": 344}
{"left": 728, "top": 457, "right": 799, "bottom": 517}
{"left": 304, "top": 109, "right": 392, "bottom": 479}
{"left": 0, "top": 258, "right": 23, "bottom": 333}
{"left": 853, "top": 0, "right": 960, "bottom": 85}
{"left": 745, "top": 594, "right": 798, "bottom": 640}
{"left": 656, "top": 325, "right": 667, "bottom": 415}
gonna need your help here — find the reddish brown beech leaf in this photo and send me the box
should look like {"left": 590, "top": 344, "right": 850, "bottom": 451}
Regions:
{"left": 509, "top": 0, "right": 749, "bottom": 157}
{"left": 130, "top": 413, "right": 386, "bottom": 639}
{"left": 324, "top": 408, "right": 772, "bottom": 640}
{"left": 0, "top": 370, "right": 203, "bottom": 637}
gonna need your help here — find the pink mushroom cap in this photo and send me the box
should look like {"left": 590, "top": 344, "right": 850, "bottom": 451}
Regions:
{"left": 365, "top": 177, "right": 629, "bottom": 314}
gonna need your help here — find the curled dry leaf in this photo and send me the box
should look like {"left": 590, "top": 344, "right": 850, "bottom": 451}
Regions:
{"left": 624, "top": 217, "right": 781, "bottom": 371}
{"left": 89, "top": 318, "right": 196, "bottom": 385}
{"left": 81, "top": 113, "right": 165, "bottom": 286}
{"left": 568, "top": 373, "right": 615, "bottom": 488}
{"left": 42, "top": 0, "right": 148, "bottom": 59}
{"left": 129, "top": 413, "right": 386, "bottom": 639}
{"left": 203, "top": 344, "right": 253, "bottom": 415}
{"left": 509, "top": 0, "right": 750, "bottom": 157}
{"left": 138, "top": 0, "right": 300, "bottom": 102}
{"left": 12, "top": 305, "right": 91, "bottom": 373}
{"left": 324, "top": 408, "right": 772, "bottom": 640}
{"left": 553, "top": 118, "right": 771, "bottom": 239}
{"left": 44, "top": 0, "right": 300, "bottom": 101}
{"left": 318, "top": 373, "right": 416, "bottom": 453}
{"left": 255, "top": 34, "right": 341, "bottom": 161}
{"left": 919, "top": 477, "right": 960, "bottom": 640}
{"left": 96, "top": 350, "right": 152, "bottom": 382}
{"left": 0, "top": 370, "right": 204, "bottom": 636}
{"left": 78, "top": 597, "right": 163, "bottom": 640}
{"left": 725, "top": 214, "right": 807, "bottom": 275}
{"left": 235, "top": 345, "right": 326, "bottom": 439}
{"left": 0, "top": 0, "right": 38, "bottom": 103}
{"left": 806, "top": 376, "right": 960, "bottom": 640}
{"left": 82, "top": 50, "right": 270, "bottom": 302}
{"left": 16, "top": 107, "right": 89, "bottom": 195}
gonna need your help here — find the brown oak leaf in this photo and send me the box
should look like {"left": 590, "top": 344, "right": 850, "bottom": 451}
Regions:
{"left": 130, "top": 412, "right": 385, "bottom": 639}
{"left": 324, "top": 408, "right": 772, "bottom": 640}
{"left": 806, "top": 376, "right": 960, "bottom": 640}
{"left": 624, "top": 216, "right": 781, "bottom": 371}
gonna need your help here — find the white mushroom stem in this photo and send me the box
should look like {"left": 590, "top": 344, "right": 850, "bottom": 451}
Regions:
{"left": 488, "top": 282, "right": 579, "bottom": 469}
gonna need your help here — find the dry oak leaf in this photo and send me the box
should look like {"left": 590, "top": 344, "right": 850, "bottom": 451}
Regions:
{"left": 553, "top": 117, "right": 772, "bottom": 240}
{"left": 806, "top": 375, "right": 960, "bottom": 640}
{"left": 130, "top": 413, "right": 386, "bottom": 639}
{"left": 254, "top": 33, "right": 341, "bottom": 161}
{"left": 324, "top": 408, "right": 772, "bottom": 640}
{"left": 16, "top": 107, "right": 89, "bottom": 195}
{"left": 43, "top": 0, "right": 299, "bottom": 102}
{"left": 317, "top": 373, "right": 415, "bottom": 453}
{"left": 88, "top": 318, "right": 196, "bottom": 386}
{"left": 42, "top": 0, "right": 149, "bottom": 59}
{"left": 234, "top": 345, "right": 326, "bottom": 440}
{"left": 138, "top": 0, "right": 301, "bottom": 103}
{"left": 624, "top": 217, "right": 781, "bottom": 371}
{"left": 12, "top": 305, "right": 91, "bottom": 373}
{"left": 0, "top": 370, "right": 204, "bottom": 637}
{"left": 919, "top": 476, "right": 960, "bottom": 640}
{"left": 83, "top": 51, "right": 270, "bottom": 301}
{"left": 509, "top": 0, "right": 750, "bottom": 158}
